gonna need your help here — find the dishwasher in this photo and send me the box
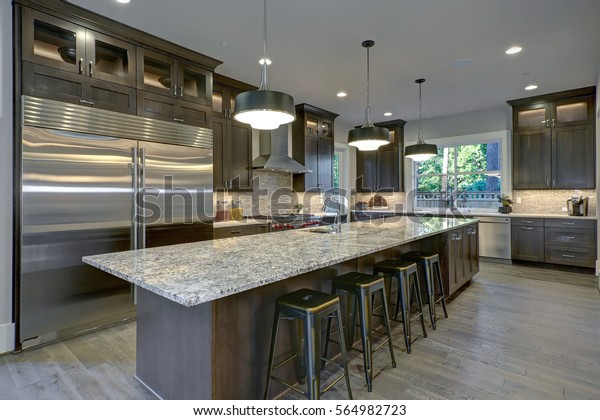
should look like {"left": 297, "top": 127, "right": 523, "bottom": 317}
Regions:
{"left": 476, "top": 216, "right": 511, "bottom": 260}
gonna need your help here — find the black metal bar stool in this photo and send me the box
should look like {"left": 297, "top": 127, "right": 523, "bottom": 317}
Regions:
{"left": 323, "top": 272, "right": 396, "bottom": 392}
{"left": 401, "top": 251, "right": 448, "bottom": 330}
{"left": 373, "top": 259, "right": 427, "bottom": 354}
{"left": 264, "top": 288, "right": 352, "bottom": 400}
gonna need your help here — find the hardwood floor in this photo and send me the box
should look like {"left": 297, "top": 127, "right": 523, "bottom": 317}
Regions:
{"left": 1, "top": 261, "right": 599, "bottom": 400}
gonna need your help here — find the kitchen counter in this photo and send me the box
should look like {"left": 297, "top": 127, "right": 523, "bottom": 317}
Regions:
{"left": 83, "top": 216, "right": 479, "bottom": 399}
{"left": 84, "top": 216, "right": 477, "bottom": 307}
{"left": 414, "top": 210, "right": 597, "bottom": 220}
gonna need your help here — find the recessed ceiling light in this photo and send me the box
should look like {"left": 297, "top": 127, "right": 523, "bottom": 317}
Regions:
{"left": 505, "top": 46, "right": 523, "bottom": 55}
{"left": 525, "top": 84, "right": 538, "bottom": 90}
{"left": 336, "top": 91, "right": 347, "bottom": 97}
{"left": 384, "top": 112, "right": 392, "bottom": 116}
{"left": 220, "top": 42, "right": 230, "bottom": 48}
{"left": 116, "top": 0, "right": 131, "bottom": 4}
{"left": 258, "top": 58, "right": 272, "bottom": 65}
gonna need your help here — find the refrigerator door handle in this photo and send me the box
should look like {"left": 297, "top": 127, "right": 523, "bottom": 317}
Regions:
{"left": 132, "top": 147, "right": 139, "bottom": 250}
{"left": 140, "top": 147, "right": 147, "bottom": 249}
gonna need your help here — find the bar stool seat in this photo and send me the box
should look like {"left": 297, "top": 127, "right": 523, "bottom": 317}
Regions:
{"left": 373, "top": 259, "right": 428, "bottom": 354}
{"left": 401, "top": 251, "right": 448, "bottom": 330}
{"left": 324, "top": 272, "right": 396, "bottom": 392}
{"left": 264, "top": 288, "right": 352, "bottom": 400}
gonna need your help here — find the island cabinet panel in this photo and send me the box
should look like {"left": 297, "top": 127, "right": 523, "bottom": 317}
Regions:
{"left": 509, "top": 87, "right": 596, "bottom": 190}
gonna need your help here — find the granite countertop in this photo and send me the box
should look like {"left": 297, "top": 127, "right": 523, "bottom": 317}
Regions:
{"left": 413, "top": 210, "right": 597, "bottom": 220}
{"left": 83, "top": 217, "right": 477, "bottom": 307}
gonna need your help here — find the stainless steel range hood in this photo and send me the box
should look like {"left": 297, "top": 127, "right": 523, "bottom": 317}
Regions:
{"left": 252, "top": 125, "right": 311, "bottom": 173}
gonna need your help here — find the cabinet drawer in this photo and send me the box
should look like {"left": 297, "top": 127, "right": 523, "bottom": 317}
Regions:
{"left": 544, "top": 246, "right": 595, "bottom": 268}
{"left": 545, "top": 228, "right": 595, "bottom": 248}
{"left": 512, "top": 217, "right": 544, "bottom": 227}
{"left": 544, "top": 218, "right": 596, "bottom": 229}
{"left": 213, "top": 224, "right": 260, "bottom": 239}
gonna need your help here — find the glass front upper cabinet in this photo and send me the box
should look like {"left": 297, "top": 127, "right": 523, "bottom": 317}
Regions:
{"left": 138, "top": 49, "right": 210, "bottom": 105}
{"left": 23, "top": 9, "right": 136, "bottom": 87}
{"left": 553, "top": 96, "right": 594, "bottom": 126}
{"left": 515, "top": 105, "right": 549, "bottom": 129}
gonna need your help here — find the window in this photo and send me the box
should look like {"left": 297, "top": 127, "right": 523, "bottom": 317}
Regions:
{"left": 415, "top": 141, "right": 502, "bottom": 210}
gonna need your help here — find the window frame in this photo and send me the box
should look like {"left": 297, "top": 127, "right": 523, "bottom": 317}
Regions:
{"left": 410, "top": 130, "right": 511, "bottom": 213}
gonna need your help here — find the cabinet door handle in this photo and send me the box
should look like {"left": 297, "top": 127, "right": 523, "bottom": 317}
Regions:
{"left": 561, "top": 236, "right": 576, "bottom": 240}
{"left": 561, "top": 254, "right": 576, "bottom": 258}
{"left": 79, "top": 99, "right": 95, "bottom": 106}
{"left": 230, "top": 230, "right": 242, "bottom": 234}
{"left": 173, "top": 118, "right": 184, "bottom": 123}
{"left": 521, "top": 227, "right": 533, "bottom": 230}
{"left": 552, "top": 179, "right": 556, "bottom": 187}
{"left": 545, "top": 119, "right": 549, "bottom": 128}
{"left": 546, "top": 180, "right": 550, "bottom": 187}
{"left": 89, "top": 61, "right": 93, "bottom": 76}
{"left": 561, "top": 222, "right": 575, "bottom": 225}
{"left": 522, "top": 220, "right": 533, "bottom": 224}
{"left": 179, "top": 85, "right": 184, "bottom": 97}
{"left": 172, "top": 84, "right": 178, "bottom": 96}
{"left": 552, "top": 118, "right": 555, "bottom": 127}
{"left": 78, "top": 58, "right": 83, "bottom": 74}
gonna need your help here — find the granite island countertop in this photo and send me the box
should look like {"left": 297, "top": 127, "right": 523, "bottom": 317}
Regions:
{"left": 83, "top": 217, "right": 477, "bottom": 307}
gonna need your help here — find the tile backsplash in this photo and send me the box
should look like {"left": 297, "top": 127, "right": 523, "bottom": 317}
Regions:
{"left": 350, "top": 192, "right": 407, "bottom": 212}
{"left": 511, "top": 189, "right": 596, "bottom": 216}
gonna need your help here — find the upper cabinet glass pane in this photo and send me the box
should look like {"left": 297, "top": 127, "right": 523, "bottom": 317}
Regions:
{"left": 33, "top": 19, "right": 77, "bottom": 64}
{"left": 182, "top": 67, "right": 206, "bottom": 100}
{"left": 388, "top": 129, "right": 396, "bottom": 144}
{"left": 143, "top": 55, "right": 172, "bottom": 92}
{"left": 556, "top": 101, "right": 587, "bottom": 123}
{"left": 517, "top": 108, "right": 546, "bottom": 128}
{"left": 306, "top": 118, "right": 318, "bottom": 136}
{"left": 321, "top": 121, "right": 333, "bottom": 140}
{"left": 94, "top": 40, "right": 129, "bottom": 82}
{"left": 212, "top": 91, "right": 223, "bottom": 113}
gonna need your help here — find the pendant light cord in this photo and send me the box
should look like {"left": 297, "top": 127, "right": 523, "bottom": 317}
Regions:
{"left": 259, "top": 0, "right": 270, "bottom": 91}
{"left": 416, "top": 79, "right": 425, "bottom": 144}
{"left": 363, "top": 43, "right": 374, "bottom": 128}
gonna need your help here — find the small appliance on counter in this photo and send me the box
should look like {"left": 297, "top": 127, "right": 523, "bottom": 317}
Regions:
{"left": 567, "top": 196, "right": 588, "bottom": 216}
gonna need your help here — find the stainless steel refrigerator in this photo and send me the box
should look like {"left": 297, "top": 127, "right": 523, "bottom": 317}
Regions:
{"left": 19, "top": 96, "right": 213, "bottom": 348}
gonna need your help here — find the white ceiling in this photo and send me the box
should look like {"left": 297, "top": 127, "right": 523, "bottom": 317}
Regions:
{"left": 69, "top": 0, "right": 600, "bottom": 126}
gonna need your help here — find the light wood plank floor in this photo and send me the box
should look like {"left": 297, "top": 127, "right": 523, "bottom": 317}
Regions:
{"left": 1, "top": 262, "right": 599, "bottom": 400}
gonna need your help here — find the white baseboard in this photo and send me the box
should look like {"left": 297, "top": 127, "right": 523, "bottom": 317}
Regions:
{"left": 0, "top": 323, "right": 15, "bottom": 354}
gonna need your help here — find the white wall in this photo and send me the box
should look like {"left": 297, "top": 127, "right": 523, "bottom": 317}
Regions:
{"left": 0, "top": 1, "right": 14, "bottom": 353}
{"left": 404, "top": 106, "right": 511, "bottom": 141}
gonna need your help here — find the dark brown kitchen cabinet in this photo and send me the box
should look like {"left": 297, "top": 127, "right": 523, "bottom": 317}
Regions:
{"left": 22, "top": 8, "right": 136, "bottom": 87}
{"left": 446, "top": 224, "right": 480, "bottom": 297}
{"left": 212, "top": 76, "right": 255, "bottom": 191}
{"left": 22, "top": 61, "right": 136, "bottom": 114}
{"left": 292, "top": 104, "right": 339, "bottom": 192}
{"left": 355, "top": 119, "right": 405, "bottom": 192}
{"left": 137, "top": 91, "right": 209, "bottom": 127}
{"left": 544, "top": 218, "right": 596, "bottom": 268}
{"left": 137, "top": 48, "right": 211, "bottom": 106}
{"left": 511, "top": 218, "right": 545, "bottom": 262}
{"left": 213, "top": 223, "right": 268, "bottom": 239}
{"left": 509, "top": 87, "right": 595, "bottom": 190}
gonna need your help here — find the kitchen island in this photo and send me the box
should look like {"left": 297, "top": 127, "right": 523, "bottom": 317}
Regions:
{"left": 83, "top": 216, "right": 479, "bottom": 399}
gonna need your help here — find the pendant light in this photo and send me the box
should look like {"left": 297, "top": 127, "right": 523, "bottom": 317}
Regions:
{"left": 348, "top": 40, "right": 390, "bottom": 151}
{"left": 233, "top": 0, "right": 296, "bottom": 130}
{"left": 405, "top": 78, "right": 437, "bottom": 161}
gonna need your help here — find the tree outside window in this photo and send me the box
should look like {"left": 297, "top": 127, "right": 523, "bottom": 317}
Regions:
{"left": 415, "top": 142, "right": 501, "bottom": 209}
